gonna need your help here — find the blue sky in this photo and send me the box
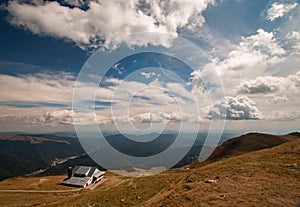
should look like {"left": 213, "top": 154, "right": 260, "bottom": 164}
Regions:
{"left": 0, "top": 0, "right": 299, "bottom": 133}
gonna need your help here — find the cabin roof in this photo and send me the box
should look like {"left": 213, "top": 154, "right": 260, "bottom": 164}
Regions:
{"left": 73, "top": 165, "right": 96, "bottom": 177}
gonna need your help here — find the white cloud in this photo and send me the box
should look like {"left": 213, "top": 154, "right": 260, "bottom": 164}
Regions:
{"left": 112, "top": 63, "right": 125, "bottom": 75}
{"left": 190, "top": 70, "right": 206, "bottom": 94}
{"left": 269, "top": 111, "right": 300, "bottom": 121}
{"left": 0, "top": 72, "right": 75, "bottom": 104}
{"left": 23, "top": 108, "right": 192, "bottom": 127}
{"left": 134, "top": 112, "right": 163, "bottom": 123}
{"left": 140, "top": 72, "right": 156, "bottom": 79}
{"left": 133, "top": 111, "right": 189, "bottom": 124}
{"left": 6, "top": 0, "right": 215, "bottom": 49}
{"left": 200, "top": 29, "right": 286, "bottom": 87}
{"left": 238, "top": 71, "right": 300, "bottom": 94}
{"left": 102, "top": 77, "right": 177, "bottom": 105}
{"left": 209, "top": 95, "right": 263, "bottom": 120}
{"left": 238, "top": 76, "right": 284, "bottom": 94}
{"left": 267, "top": 95, "right": 288, "bottom": 104}
{"left": 166, "top": 82, "right": 195, "bottom": 102}
{"left": 23, "top": 109, "right": 191, "bottom": 127}
{"left": 25, "top": 109, "right": 114, "bottom": 126}
{"left": 195, "top": 29, "right": 290, "bottom": 105}
{"left": 286, "top": 31, "right": 300, "bottom": 55}
{"left": 0, "top": 72, "right": 113, "bottom": 125}
{"left": 27, "top": 109, "right": 74, "bottom": 126}
{"left": 241, "top": 29, "right": 286, "bottom": 56}
{"left": 287, "top": 30, "right": 300, "bottom": 39}
{"left": 267, "top": 2, "right": 297, "bottom": 21}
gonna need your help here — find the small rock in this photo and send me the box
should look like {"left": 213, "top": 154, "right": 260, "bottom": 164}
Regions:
{"left": 185, "top": 175, "right": 193, "bottom": 183}
{"left": 120, "top": 198, "right": 125, "bottom": 202}
{"left": 136, "top": 196, "right": 142, "bottom": 200}
{"left": 205, "top": 179, "right": 217, "bottom": 183}
{"left": 220, "top": 194, "right": 226, "bottom": 199}
{"left": 187, "top": 179, "right": 193, "bottom": 183}
{"left": 215, "top": 176, "right": 220, "bottom": 179}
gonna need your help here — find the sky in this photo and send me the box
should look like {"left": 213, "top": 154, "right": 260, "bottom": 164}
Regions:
{"left": 0, "top": 0, "right": 299, "bottom": 134}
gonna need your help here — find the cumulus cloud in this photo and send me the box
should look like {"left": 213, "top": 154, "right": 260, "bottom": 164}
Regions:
{"left": 267, "top": 2, "right": 297, "bottom": 21}
{"left": 6, "top": 0, "right": 215, "bottom": 49}
{"left": 238, "top": 76, "right": 284, "bottom": 94}
{"left": 133, "top": 111, "right": 188, "bottom": 123}
{"left": 209, "top": 95, "right": 262, "bottom": 120}
{"left": 200, "top": 29, "right": 286, "bottom": 85}
{"left": 238, "top": 71, "right": 300, "bottom": 94}
{"left": 25, "top": 109, "right": 115, "bottom": 126}
{"left": 27, "top": 109, "right": 73, "bottom": 126}
{"left": 24, "top": 109, "right": 192, "bottom": 126}
{"left": 241, "top": 29, "right": 286, "bottom": 56}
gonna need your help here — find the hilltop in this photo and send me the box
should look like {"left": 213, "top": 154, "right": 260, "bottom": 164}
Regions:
{"left": 205, "top": 132, "right": 287, "bottom": 162}
{"left": 0, "top": 132, "right": 299, "bottom": 206}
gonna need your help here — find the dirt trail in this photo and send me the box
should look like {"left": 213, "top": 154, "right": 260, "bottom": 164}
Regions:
{"left": 0, "top": 189, "right": 81, "bottom": 193}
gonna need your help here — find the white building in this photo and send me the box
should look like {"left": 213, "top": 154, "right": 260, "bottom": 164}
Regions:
{"left": 61, "top": 165, "right": 105, "bottom": 188}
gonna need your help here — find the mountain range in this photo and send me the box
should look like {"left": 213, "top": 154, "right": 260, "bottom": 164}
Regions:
{"left": 0, "top": 132, "right": 235, "bottom": 180}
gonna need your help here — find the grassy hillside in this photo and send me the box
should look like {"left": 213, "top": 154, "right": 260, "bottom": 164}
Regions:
{"left": 0, "top": 132, "right": 299, "bottom": 206}
{"left": 143, "top": 133, "right": 300, "bottom": 207}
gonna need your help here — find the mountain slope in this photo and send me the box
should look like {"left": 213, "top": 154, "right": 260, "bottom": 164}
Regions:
{"left": 0, "top": 132, "right": 299, "bottom": 207}
{"left": 141, "top": 133, "right": 300, "bottom": 207}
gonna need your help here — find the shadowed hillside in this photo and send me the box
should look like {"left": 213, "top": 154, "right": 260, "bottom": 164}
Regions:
{"left": 0, "top": 134, "right": 85, "bottom": 181}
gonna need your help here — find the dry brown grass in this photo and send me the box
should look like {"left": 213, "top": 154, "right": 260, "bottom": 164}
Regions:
{"left": 142, "top": 135, "right": 300, "bottom": 207}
